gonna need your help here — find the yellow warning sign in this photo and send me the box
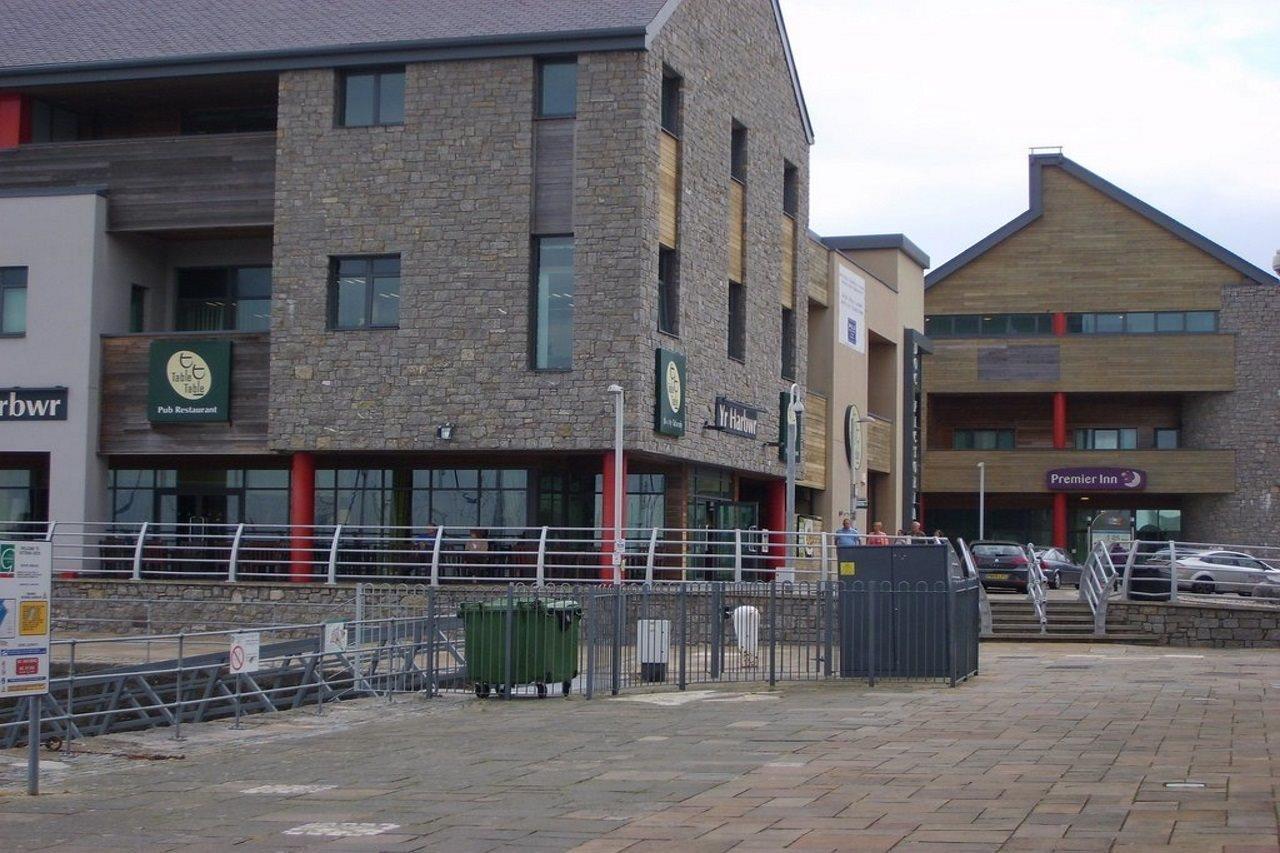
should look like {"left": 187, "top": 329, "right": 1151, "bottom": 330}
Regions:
{"left": 18, "top": 599, "right": 48, "bottom": 636}
{"left": 839, "top": 561, "right": 856, "bottom": 577}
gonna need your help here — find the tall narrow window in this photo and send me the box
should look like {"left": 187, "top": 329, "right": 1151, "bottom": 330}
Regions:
{"left": 731, "top": 122, "right": 748, "bottom": 182}
{"left": 533, "top": 236, "right": 574, "bottom": 369}
{"left": 537, "top": 58, "right": 578, "bottom": 117}
{"left": 338, "top": 67, "right": 405, "bottom": 127}
{"left": 0, "top": 267, "right": 28, "bottom": 336}
{"left": 780, "top": 307, "right": 796, "bottom": 380}
{"left": 728, "top": 281, "right": 746, "bottom": 361}
{"left": 782, "top": 161, "right": 799, "bottom": 217}
{"left": 329, "top": 256, "right": 400, "bottom": 330}
{"left": 657, "top": 247, "right": 679, "bottom": 335}
{"left": 661, "top": 70, "right": 682, "bottom": 136}
{"left": 129, "top": 285, "right": 147, "bottom": 333}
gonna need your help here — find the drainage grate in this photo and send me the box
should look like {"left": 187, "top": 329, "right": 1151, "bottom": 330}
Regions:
{"left": 1163, "top": 782, "right": 1207, "bottom": 789}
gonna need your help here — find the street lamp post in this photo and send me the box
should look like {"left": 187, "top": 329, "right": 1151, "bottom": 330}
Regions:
{"left": 785, "top": 383, "right": 804, "bottom": 568}
{"left": 607, "top": 384, "right": 625, "bottom": 584}
{"left": 977, "top": 461, "right": 986, "bottom": 540}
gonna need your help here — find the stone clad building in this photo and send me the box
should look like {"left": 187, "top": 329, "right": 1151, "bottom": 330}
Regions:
{"left": 921, "top": 152, "right": 1278, "bottom": 552}
{"left": 0, "top": 0, "right": 875, "bottom": 573}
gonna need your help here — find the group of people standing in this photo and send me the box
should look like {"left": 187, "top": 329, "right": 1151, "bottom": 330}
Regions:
{"left": 833, "top": 516, "right": 943, "bottom": 548}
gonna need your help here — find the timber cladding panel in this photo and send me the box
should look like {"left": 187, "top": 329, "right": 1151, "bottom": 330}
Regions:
{"left": 806, "top": 236, "right": 829, "bottom": 305}
{"left": 925, "top": 334, "right": 1235, "bottom": 393}
{"left": 865, "top": 416, "right": 893, "bottom": 473}
{"left": 728, "top": 179, "right": 745, "bottom": 282}
{"left": 658, "top": 131, "right": 680, "bottom": 248}
{"left": 0, "top": 132, "right": 276, "bottom": 231}
{"left": 99, "top": 333, "right": 270, "bottom": 454}
{"left": 927, "top": 166, "right": 1240, "bottom": 314}
{"left": 922, "top": 449, "right": 1235, "bottom": 494}
{"left": 799, "top": 392, "right": 827, "bottom": 488}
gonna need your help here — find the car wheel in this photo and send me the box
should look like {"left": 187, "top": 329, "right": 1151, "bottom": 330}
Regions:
{"left": 1191, "top": 578, "right": 1214, "bottom": 596}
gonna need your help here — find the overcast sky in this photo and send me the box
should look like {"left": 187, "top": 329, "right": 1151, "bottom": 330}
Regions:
{"left": 785, "top": 0, "right": 1280, "bottom": 275}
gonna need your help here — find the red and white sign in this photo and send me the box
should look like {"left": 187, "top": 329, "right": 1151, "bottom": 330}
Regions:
{"left": 228, "top": 631, "right": 261, "bottom": 675}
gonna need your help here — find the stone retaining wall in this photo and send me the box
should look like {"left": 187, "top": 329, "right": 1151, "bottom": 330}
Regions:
{"left": 1108, "top": 600, "right": 1280, "bottom": 648}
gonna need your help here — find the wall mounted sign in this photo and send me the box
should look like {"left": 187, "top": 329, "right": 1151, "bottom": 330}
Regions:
{"left": 836, "top": 264, "right": 866, "bottom": 353}
{"left": 714, "top": 397, "right": 760, "bottom": 439}
{"left": 1046, "top": 467, "right": 1146, "bottom": 491}
{"left": 777, "top": 391, "right": 803, "bottom": 462}
{"left": 654, "top": 348, "right": 686, "bottom": 437}
{"left": 0, "top": 388, "right": 67, "bottom": 421}
{"left": 148, "top": 339, "right": 232, "bottom": 423}
{"left": 844, "top": 403, "right": 863, "bottom": 472}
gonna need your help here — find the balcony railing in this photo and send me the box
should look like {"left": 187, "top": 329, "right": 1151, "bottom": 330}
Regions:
{"left": 0, "top": 132, "right": 276, "bottom": 232}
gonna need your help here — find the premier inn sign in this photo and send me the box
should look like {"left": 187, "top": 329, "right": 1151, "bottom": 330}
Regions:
{"left": 147, "top": 340, "right": 232, "bottom": 423}
{"left": 0, "top": 388, "right": 67, "bottom": 421}
{"left": 1047, "top": 467, "right": 1146, "bottom": 491}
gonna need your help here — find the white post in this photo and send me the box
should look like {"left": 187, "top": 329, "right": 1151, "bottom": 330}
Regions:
{"left": 645, "top": 528, "right": 657, "bottom": 584}
{"left": 44, "top": 521, "right": 56, "bottom": 542}
{"left": 820, "top": 531, "right": 830, "bottom": 582}
{"left": 785, "top": 383, "right": 802, "bottom": 577}
{"left": 227, "top": 523, "right": 245, "bottom": 583}
{"left": 977, "top": 462, "right": 986, "bottom": 540}
{"left": 1168, "top": 540, "right": 1178, "bottom": 602}
{"left": 608, "top": 384, "right": 625, "bottom": 585}
{"left": 430, "top": 526, "right": 443, "bottom": 587}
{"left": 733, "top": 529, "right": 743, "bottom": 583}
{"left": 535, "top": 526, "right": 548, "bottom": 587}
{"left": 131, "top": 521, "right": 149, "bottom": 581}
{"left": 326, "top": 524, "right": 342, "bottom": 585}
{"left": 1120, "top": 539, "right": 1138, "bottom": 600}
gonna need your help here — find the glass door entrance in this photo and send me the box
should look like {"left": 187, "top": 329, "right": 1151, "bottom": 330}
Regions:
{"left": 689, "top": 499, "right": 760, "bottom": 578}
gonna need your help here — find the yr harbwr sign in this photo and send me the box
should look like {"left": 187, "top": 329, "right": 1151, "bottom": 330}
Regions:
{"left": 1047, "top": 467, "right": 1146, "bottom": 491}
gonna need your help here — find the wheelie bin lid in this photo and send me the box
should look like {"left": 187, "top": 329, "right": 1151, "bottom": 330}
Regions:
{"left": 458, "top": 598, "right": 581, "bottom": 615}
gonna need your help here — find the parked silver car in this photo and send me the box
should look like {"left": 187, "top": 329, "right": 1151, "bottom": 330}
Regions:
{"left": 1148, "top": 549, "right": 1280, "bottom": 596}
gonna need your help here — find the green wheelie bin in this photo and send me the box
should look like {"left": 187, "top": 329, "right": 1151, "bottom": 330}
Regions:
{"left": 458, "top": 598, "right": 581, "bottom": 698}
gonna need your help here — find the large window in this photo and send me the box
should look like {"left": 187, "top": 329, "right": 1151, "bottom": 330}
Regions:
{"left": 658, "top": 247, "right": 679, "bottom": 335}
{"left": 728, "top": 281, "right": 746, "bottom": 361}
{"left": 108, "top": 468, "right": 289, "bottom": 526}
{"left": 1154, "top": 428, "right": 1180, "bottom": 449}
{"left": 537, "top": 59, "right": 577, "bottom": 118}
{"left": 780, "top": 307, "right": 796, "bottom": 380}
{"left": 0, "top": 267, "right": 27, "bottom": 336}
{"left": 339, "top": 68, "right": 405, "bottom": 127}
{"left": 315, "top": 469, "right": 393, "bottom": 527}
{"left": 661, "top": 70, "right": 682, "bottom": 136}
{"left": 175, "top": 266, "right": 271, "bottom": 332}
{"left": 594, "top": 473, "right": 667, "bottom": 534}
{"left": 925, "top": 313, "right": 1053, "bottom": 337}
{"left": 1075, "top": 428, "right": 1137, "bottom": 450}
{"left": 330, "top": 255, "right": 400, "bottom": 330}
{"left": 532, "top": 236, "right": 574, "bottom": 369}
{"left": 1066, "top": 310, "right": 1217, "bottom": 334}
{"left": 953, "top": 429, "right": 1014, "bottom": 450}
{"left": 411, "top": 469, "right": 529, "bottom": 532}
{"left": 0, "top": 468, "right": 45, "bottom": 524}
{"left": 782, "top": 161, "right": 799, "bottom": 217}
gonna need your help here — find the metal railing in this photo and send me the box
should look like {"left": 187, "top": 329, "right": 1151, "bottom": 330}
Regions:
{"left": 1023, "top": 542, "right": 1049, "bottom": 634}
{"left": 1, "top": 576, "right": 982, "bottom": 748}
{"left": 0, "top": 521, "right": 952, "bottom": 586}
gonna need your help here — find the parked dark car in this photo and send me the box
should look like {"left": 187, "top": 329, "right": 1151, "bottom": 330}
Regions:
{"left": 1033, "top": 546, "right": 1082, "bottom": 589}
{"left": 969, "top": 541, "right": 1030, "bottom": 593}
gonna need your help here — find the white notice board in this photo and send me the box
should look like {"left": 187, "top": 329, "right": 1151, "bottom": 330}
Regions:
{"left": 0, "top": 541, "right": 52, "bottom": 698}
{"left": 229, "top": 631, "right": 261, "bottom": 675}
{"left": 837, "top": 264, "right": 867, "bottom": 353}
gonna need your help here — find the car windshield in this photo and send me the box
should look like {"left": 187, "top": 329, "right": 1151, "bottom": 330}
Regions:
{"left": 974, "top": 544, "right": 1022, "bottom": 557}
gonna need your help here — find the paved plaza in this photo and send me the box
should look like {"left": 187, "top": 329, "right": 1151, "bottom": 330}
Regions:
{"left": 1, "top": 643, "right": 1277, "bottom": 851}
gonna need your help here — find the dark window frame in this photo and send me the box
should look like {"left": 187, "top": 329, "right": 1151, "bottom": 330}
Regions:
{"left": 1154, "top": 428, "right": 1180, "bottom": 450}
{"left": 175, "top": 265, "right": 272, "bottom": 332}
{"left": 327, "top": 254, "right": 401, "bottom": 331}
{"left": 1074, "top": 427, "right": 1138, "bottom": 450}
{"left": 782, "top": 161, "right": 799, "bottom": 217}
{"left": 657, "top": 246, "right": 679, "bottom": 337}
{"left": 336, "top": 66, "right": 406, "bottom": 128}
{"left": 780, "top": 307, "right": 796, "bottom": 380}
{"left": 536, "top": 57, "right": 578, "bottom": 118}
{"left": 129, "top": 284, "right": 147, "bottom": 333}
{"left": 727, "top": 280, "right": 746, "bottom": 362}
{"left": 730, "top": 121, "right": 748, "bottom": 183}
{"left": 0, "top": 266, "right": 28, "bottom": 337}
{"left": 661, "top": 69, "right": 682, "bottom": 137}
{"left": 952, "top": 428, "right": 1015, "bottom": 450}
{"left": 530, "top": 235, "right": 575, "bottom": 371}
{"left": 1065, "top": 310, "right": 1220, "bottom": 335}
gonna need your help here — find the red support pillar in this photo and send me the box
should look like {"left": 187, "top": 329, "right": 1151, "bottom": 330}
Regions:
{"left": 599, "top": 451, "right": 628, "bottom": 581}
{"left": 1053, "top": 392, "right": 1067, "bottom": 450}
{"left": 289, "top": 451, "right": 316, "bottom": 582}
{"left": 1053, "top": 493, "right": 1068, "bottom": 549}
{"left": 0, "top": 93, "right": 31, "bottom": 148}
{"left": 764, "top": 479, "right": 786, "bottom": 579}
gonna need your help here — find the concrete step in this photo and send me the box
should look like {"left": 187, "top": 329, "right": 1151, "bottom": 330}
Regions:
{"left": 983, "top": 632, "right": 1160, "bottom": 644}
{"left": 993, "top": 623, "right": 1150, "bottom": 634}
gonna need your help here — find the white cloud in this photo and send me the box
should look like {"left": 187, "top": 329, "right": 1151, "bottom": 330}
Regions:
{"left": 786, "top": 0, "right": 1280, "bottom": 273}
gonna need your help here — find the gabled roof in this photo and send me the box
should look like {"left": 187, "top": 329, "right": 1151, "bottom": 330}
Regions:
{"left": 0, "top": 0, "right": 814, "bottom": 141}
{"left": 926, "top": 153, "right": 1278, "bottom": 288}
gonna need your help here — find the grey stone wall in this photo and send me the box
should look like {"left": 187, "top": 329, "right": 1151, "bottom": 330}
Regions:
{"left": 1183, "top": 282, "right": 1280, "bottom": 546}
{"left": 268, "top": 0, "right": 811, "bottom": 480}
{"left": 1109, "top": 601, "right": 1280, "bottom": 648}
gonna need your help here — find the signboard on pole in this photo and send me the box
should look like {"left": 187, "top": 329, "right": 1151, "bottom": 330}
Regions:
{"left": 0, "top": 541, "right": 52, "bottom": 698}
{"left": 228, "top": 631, "right": 261, "bottom": 675}
{"left": 323, "top": 621, "right": 349, "bottom": 655}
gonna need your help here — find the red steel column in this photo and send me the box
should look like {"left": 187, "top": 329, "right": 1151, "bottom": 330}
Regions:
{"left": 765, "top": 479, "right": 786, "bottom": 579}
{"left": 289, "top": 452, "right": 316, "bottom": 582}
{"left": 1051, "top": 311, "right": 1068, "bottom": 548}
{"left": 599, "top": 451, "right": 628, "bottom": 581}
{"left": 0, "top": 93, "right": 30, "bottom": 148}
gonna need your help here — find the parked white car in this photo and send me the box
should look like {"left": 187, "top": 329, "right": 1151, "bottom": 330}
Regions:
{"left": 1148, "top": 549, "right": 1280, "bottom": 596}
